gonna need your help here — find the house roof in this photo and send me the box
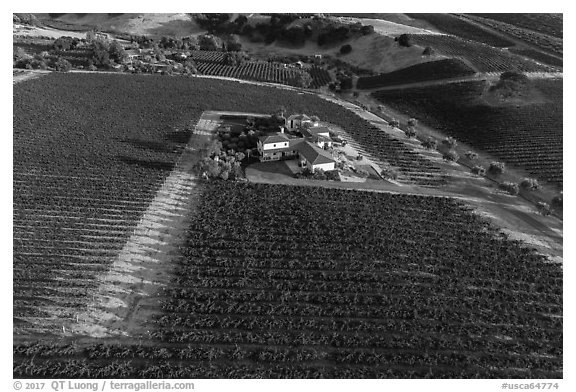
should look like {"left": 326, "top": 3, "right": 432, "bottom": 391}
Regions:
{"left": 288, "top": 114, "right": 311, "bottom": 121}
{"left": 302, "top": 126, "right": 331, "bottom": 138}
{"left": 297, "top": 141, "right": 335, "bottom": 166}
{"left": 259, "top": 133, "right": 289, "bottom": 144}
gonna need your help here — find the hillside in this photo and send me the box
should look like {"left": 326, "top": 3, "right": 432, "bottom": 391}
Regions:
{"left": 33, "top": 13, "right": 206, "bottom": 37}
{"left": 242, "top": 33, "right": 444, "bottom": 74}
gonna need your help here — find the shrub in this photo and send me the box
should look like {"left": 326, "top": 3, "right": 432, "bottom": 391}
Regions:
{"left": 422, "top": 46, "right": 434, "bottom": 56}
{"left": 471, "top": 165, "right": 486, "bottom": 175}
{"left": 361, "top": 25, "right": 375, "bottom": 35}
{"left": 398, "top": 34, "right": 412, "bottom": 47}
{"left": 442, "top": 137, "right": 458, "bottom": 149}
{"left": 421, "top": 137, "right": 437, "bottom": 150}
{"left": 389, "top": 119, "right": 400, "bottom": 128}
{"left": 325, "top": 170, "right": 340, "bottom": 181}
{"left": 340, "top": 44, "right": 352, "bottom": 55}
{"left": 380, "top": 167, "right": 399, "bottom": 180}
{"left": 53, "top": 57, "right": 72, "bottom": 72}
{"left": 407, "top": 118, "right": 417, "bottom": 127}
{"left": 488, "top": 161, "right": 505, "bottom": 176}
{"left": 465, "top": 151, "right": 478, "bottom": 160}
{"left": 536, "top": 202, "right": 551, "bottom": 216}
{"left": 312, "top": 169, "right": 328, "bottom": 180}
{"left": 551, "top": 194, "right": 563, "bottom": 211}
{"left": 443, "top": 150, "right": 459, "bottom": 162}
{"left": 405, "top": 127, "right": 417, "bottom": 138}
{"left": 499, "top": 182, "right": 519, "bottom": 195}
{"left": 520, "top": 178, "right": 540, "bottom": 191}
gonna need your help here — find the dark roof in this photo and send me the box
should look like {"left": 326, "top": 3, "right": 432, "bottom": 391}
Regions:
{"left": 297, "top": 141, "right": 335, "bottom": 165}
{"left": 289, "top": 114, "right": 311, "bottom": 121}
{"left": 259, "top": 133, "right": 289, "bottom": 144}
{"left": 309, "top": 126, "right": 330, "bottom": 135}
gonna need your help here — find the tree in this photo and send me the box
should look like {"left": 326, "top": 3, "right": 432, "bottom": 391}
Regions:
{"left": 488, "top": 161, "right": 505, "bottom": 176}
{"left": 340, "top": 44, "right": 352, "bottom": 55}
{"left": 551, "top": 193, "right": 563, "bottom": 212}
{"left": 499, "top": 182, "right": 519, "bottom": 195}
{"left": 442, "top": 137, "right": 458, "bottom": 149}
{"left": 398, "top": 34, "right": 412, "bottom": 47}
{"left": 421, "top": 137, "right": 437, "bottom": 150}
{"left": 199, "top": 34, "right": 220, "bottom": 51}
{"left": 471, "top": 165, "right": 486, "bottom": 175}
{"left": 389, "top": 119, "right": 400, "bottom": 128}
{"left": 422, "top": 46, "right": 434, "bottom": 56}
{"left": 380, "top": 167, "right": 399, "bottom": 180}
{"left": 53, "top": 36, "right": 73, "bottom": 51}
{"left": 91, "top": 39, "right": 111, "bottom": 67}
{"left": 443, "top": 150, "right": 459, "bottom": 162}
{"left": 405, "top": 126, "right": 417, "bottom": 138}
{"left": 520, "top": 178, "right": 540, "bottom": 191}
{"left": 289, "top": 71, "right": 313, "bottom": 88}
{"left": 223, "top": 51, "right": 245, "bottom": 66}
{"left": 109, "top": 40, "right": 128, "bottom": 64}
{"left": 361, "top": 25, "right": 375, "bottom": 35}
{"left": 536, "top": 202, "right": 551, "bottom": 216}
{"left": 53, "top": 57, "right": 72, "bottom": 72}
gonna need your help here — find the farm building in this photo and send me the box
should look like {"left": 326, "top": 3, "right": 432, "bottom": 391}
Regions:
{"left": 297, "top": 141, "right": 336, "bottom": 172}
{"left": 301, "top": 126, "right": 333, "bottom": 149}
{"left": 287, "top": 114, "right": 318, "bottom": 130}
{"left": 257, "top": 133, "right": 302, "bottom": 162}
{"left": 257, "top": 132, "right": 335, "bottom": 171}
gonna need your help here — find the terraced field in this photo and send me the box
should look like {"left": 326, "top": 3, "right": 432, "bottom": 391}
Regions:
{"left": 372, "top": 79, "right": 563, "bottom": 187}
{"left": 14, "top": 182, "right": 563, "bottom": 378}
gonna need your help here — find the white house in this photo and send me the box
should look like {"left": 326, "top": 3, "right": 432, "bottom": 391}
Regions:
{"left": 257, "top": 133, "right": 300, "bottom": 161}
{"left": 297, "top": 141, "right": 336, "bottom": 172}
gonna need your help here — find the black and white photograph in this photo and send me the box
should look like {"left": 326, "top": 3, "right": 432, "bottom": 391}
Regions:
{"left": 11, "top": 3, "right": 567, "bottom": 389}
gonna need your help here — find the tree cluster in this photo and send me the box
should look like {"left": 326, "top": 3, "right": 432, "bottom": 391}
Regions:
{"left": 53, "top": 36, "right": 82, "bottom": 51}
{"left": 90, "top": 37, "right": 128, "bottom": 68}
{"left": 193, "top": 140, "right": 245, "bottom": 181}
{"left": 499, "top": 182, "right": 520, "bottom": 195}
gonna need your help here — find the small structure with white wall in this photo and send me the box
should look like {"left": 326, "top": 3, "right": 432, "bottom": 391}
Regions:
{"left": 287, "top": 114, "right": 318, "bottom": 131}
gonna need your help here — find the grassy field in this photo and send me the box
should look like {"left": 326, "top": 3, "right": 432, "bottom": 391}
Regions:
{"left": 14, "top": 182, "right": 562, "bottom": 378}
{"left": 372, "top": 79, "right": 563, "bottom": 187}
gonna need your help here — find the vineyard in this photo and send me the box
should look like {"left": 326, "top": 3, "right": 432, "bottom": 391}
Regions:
{"left": 13, "top": 37, "right": 93, "bottom": 68}
{"left": 471, "top": 13, "right": 563, "bottom": 39}
{"left": 461, "top": 15, "right": 563, "bottom": 58}
{"left": 192, "top": 55, "right": 332, "bottom": 89}
{"left": 357, "top": 59, "right": 476, "bottom": 90}
{"left": 409, "top": 34, "right": 558, "bottom": 73}
{"left": 509, "top": 48, "right": 563, "bottom": 68}
{"left": 406, "top": 13, "right": 515, "bottom": 47}
{"left": 372, "top": 79, "right": 563, "bottom": 186}
{"left": 14, "top": 182, "right": 563, "bottom": 378}
{"left": 14, "top": 72, "right": 456, "bottom": 335}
